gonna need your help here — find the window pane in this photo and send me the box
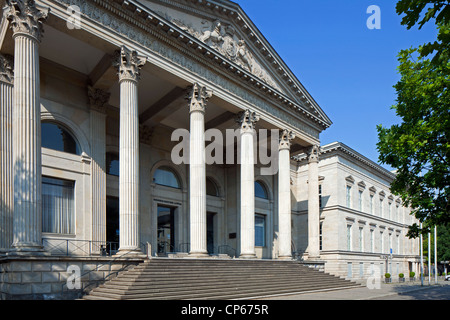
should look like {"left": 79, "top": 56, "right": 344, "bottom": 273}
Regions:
{"left": 42, "top": 122, "right": 81, "bottom": 155}
{"left": 255, "top": 181, "right": 268, "bottom": 199}
{"left": 106, "top": 153, "right": 119, "bottom": 176}
{"left": 154, "top": 167, "right": 180, "bottom": 189}
{"left": 42, "top": 177, "right": 75, "bottom": 234}
{"left": 255, "top": 214, "right": 265, "bottom": 247}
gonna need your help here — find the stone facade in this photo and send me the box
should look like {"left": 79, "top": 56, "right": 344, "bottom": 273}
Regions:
{"left": 0, "top": 0, "right": 418, "bottom": 299}
{"left": 294, "top": 142, "right": 421, "bottom": 281}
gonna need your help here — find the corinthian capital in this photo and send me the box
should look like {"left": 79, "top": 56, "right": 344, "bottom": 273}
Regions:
{"left": 88, "top": 86, "right": 110, "bottom": 113}
{"left": 0, "top": 54, "right": 14, "bottom": 84}
{"left": 186, "top": 83, "right": 212, "bottom": 114}
{"left": 6, "top": 0, "right": 49, "bottom": 42}
{"left": 113, "top": 46, "right": 146, "bottom": 82}
{"left": 279, "top": 129, "right": 295, "bottom": 151}
{"left": 237, "top": 109, "right": 259, "bottom": 133}
{"left": 307, "top": 144, "right": 320, "bottom": 163}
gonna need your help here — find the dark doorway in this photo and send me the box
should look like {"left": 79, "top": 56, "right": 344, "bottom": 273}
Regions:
{"left": 207, "top": 212, "right": 216, "bottom": 254}
{"left": 157, "top": 206, "right": 175, "bottom": 255}
{"left": 106, "top": 196, "right": 119, "bottom": 254}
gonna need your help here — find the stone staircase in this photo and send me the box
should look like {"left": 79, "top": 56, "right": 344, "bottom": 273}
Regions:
{"left": 82, "top": 258, "right": 361, "bottom": 300}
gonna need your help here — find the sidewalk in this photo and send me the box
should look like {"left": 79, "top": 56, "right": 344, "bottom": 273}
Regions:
{"left": 255, "top": 280, "right": 450, "bottom": 300}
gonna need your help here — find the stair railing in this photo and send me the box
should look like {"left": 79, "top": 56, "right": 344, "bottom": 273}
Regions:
{"left": 61, "top": 243, "right": 147, "bottom": 299}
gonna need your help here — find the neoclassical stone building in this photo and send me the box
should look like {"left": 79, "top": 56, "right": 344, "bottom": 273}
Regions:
{"left": 294, "top": 142, "right": 421, "bottom": 280}
{"left": 0, "top": 0, "right": 418, "bottom": 298}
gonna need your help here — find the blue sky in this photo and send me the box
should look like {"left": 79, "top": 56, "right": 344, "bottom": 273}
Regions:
{"left": 237, "top": 0, "right": 438, "bottom": 170}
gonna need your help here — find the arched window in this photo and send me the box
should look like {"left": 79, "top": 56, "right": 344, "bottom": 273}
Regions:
{"left": 255, "top": 181, "right": 269, "bottom": 199}
{"left": 106, "top": 152, "right": 119, "bottom": 176}
{"left": 206, "top": 177, "right": 219, "bottom": 197}
{"left": 42, "top": 122, "right": 81, "bottom": 155}
{"left": 153, "top": 167, "right": 181, "bottom": 189}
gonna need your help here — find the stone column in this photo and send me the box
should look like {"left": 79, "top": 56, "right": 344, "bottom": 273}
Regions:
{"left": 113, "top": 46, "right": 146, "bottom": 254}
{"left": 7, "top": 0, "right": 49, "bottom": 252}
{"left": 307, "top": 145, "right": 320, "bottom": 259}
{"left": 88, "top": 86, "right": 110, "bottom": 254}
{"left": 187, "top": 83, "right": 212, "bottom": 257}
{"left": 0, "top": 54, "right": 14, "bottom": 251}
{"left": 237, "top": 110, "right": 259, "bottom": 259}
{"left": 278, "top": 130, "right": 295, "bottom": 260}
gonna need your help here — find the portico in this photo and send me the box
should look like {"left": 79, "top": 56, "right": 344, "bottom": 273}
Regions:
{"left": 0, "top": 0, "right": 331, "bottom": 265}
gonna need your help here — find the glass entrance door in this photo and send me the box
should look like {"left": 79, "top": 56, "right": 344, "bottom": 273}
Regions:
{"left": 157, "top": 206, "right": 175, "bottom": 255}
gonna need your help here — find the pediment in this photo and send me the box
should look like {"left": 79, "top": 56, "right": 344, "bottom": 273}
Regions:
{"left": 136, "top": 0, "right": 332, "bottom": 129}
{"left": 142, "top": 0, "right": 282, "bottom": 90}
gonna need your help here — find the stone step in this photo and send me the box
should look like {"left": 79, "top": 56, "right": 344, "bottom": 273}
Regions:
{"left": 97, "top": 279, "right": 351, "bottom": 295}
{"left": 85, "top": 281, "right": 359, "bottom": 300}
{"left": 83, "top": 259, "right": 360, "bottom": 300}
{"left": 110, "top": 274, "right": 337, "bottom": 286}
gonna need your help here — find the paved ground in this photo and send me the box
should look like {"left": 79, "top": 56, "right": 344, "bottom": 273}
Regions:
{"left": 254, "top": 280, "right": 450, "bottom": 300}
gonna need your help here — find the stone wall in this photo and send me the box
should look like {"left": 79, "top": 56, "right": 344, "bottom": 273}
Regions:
{"left": 0, "top": 256, "right": 144, "bottom": 300}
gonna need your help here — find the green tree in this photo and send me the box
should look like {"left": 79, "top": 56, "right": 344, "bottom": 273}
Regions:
{"left": 376, "top": 1, "right": 450, "bottom": 238}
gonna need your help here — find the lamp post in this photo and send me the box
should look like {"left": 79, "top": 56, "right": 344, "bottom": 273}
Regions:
{"left": 420, "top": 223, "right": 424, "bottom": 287}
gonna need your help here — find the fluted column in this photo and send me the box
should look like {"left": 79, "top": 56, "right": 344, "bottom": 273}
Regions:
{"left": 113, "top": 46, "right": 146, "bottom": 254}
{"left": 187, "top": 83, "right": 212, "bottom": 257}
{"left": 307, "top": 145, "right": 320, "bottom": 259}
{"left": 0, "top": 54, "right": 14, "bottom": 251}
{"left": 7, "top": 0, "right": 49, "bottom": 252}
{"left": 88, "top": 86, "right": 110, "bottom": 254}
{"left": 238, "top": 110, "right": 259, "bottom": 259}
{"left": 278, "top": 130, "right": 295, "bottom": 260}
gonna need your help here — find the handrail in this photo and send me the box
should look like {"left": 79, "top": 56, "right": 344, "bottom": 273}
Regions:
{"left": 61, "top": 242, "right": 147, "bottom": 299}
{"left": 43, "top": 238, "right": 119, "bottom": 257}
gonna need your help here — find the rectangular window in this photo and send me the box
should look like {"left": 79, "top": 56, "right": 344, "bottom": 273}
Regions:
{"left": 370, "top": 195, "right": 374, "bottom": 215}
{"left": 319, "top": 222, "right": 323, "bottom": 251}
{"left": 255, "top": 214, "right": 266, "bottom": 247}
{"left": 347, "top": 225, "right": 352, "bottom": 251}
{"left": 359, "top": 227, "right": 364, "bottom": 252}
{"left": 319, "top": 185, "right": 323, "bottom": 208}
{"left": 379, "top": 199, "right": 383, "bottom": 217}
{"left": 388, "top": 234, "right": 392, "bottom": 254}
{"left": 388, "top": 203, "right": 392, "bottom": 220}
{"left": 380, "top": 232, "right": 384, "bottom": 253}
{"left": 42, "top": 177, "right": 75, "bottom": 234}
{"left": 370, "top": 229, "right": 374, "bottom": 253}
{"left": 346, "top": 186, "right": 352, "bottom": 208}
{"left": 358, "top": 190, "right": 363, "bottom": 212}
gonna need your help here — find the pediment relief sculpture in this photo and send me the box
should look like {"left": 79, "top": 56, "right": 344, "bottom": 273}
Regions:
{"left": 161, "top": 13, "right": 281, "bottom": 91}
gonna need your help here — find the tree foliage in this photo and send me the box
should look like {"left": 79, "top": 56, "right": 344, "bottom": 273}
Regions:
{"left": 377, "top": 1, "right": 450, "bottom": 238}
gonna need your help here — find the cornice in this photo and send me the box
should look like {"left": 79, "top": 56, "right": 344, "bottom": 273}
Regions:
{"left": 102, "top": 0, "right": 331, "bottom": 130}
{"left": 295, "top": 142, "right": 396, "bottom": 181}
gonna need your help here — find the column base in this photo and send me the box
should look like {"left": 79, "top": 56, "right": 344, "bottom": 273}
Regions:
{"left": 239, "top": 253, "right": 257, "bottom": 259}
{"left": 278, "top": 255, "right": 293, "bottom": 261}
{"left": 8, "top": 245, "right": 48, "bottom": 257}
{"left": 114, "top": 248, "right": 147, "bottom": 259}
{"left": 189, "top": 251, "right": 210, "bottom": 258}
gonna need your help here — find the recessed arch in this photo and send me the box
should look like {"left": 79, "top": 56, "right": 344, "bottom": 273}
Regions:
{"left": 41, "top": 121, "right": 81, "bottom": 156}
{"left": 41, "top": 111, "right": 90, "bottom": 155}
{"left": 206, "top": 176, "right": 220, "bottom": 197}
{"left": 150, "top": 160, "right": 187, "bottom": 191}
{"left": 255, "top": 180, "right": 269, "bottom": 200}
